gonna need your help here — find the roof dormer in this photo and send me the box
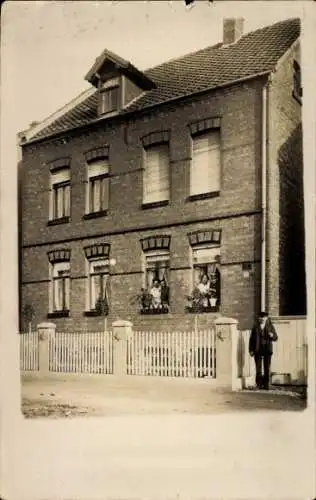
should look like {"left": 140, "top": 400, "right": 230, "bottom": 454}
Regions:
{"left": 85, "top": 49, "right": 156, "bottom": 117}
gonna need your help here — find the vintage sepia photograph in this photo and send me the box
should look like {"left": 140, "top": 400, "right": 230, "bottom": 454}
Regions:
{"left": 17, "top": 2, "right": 307, "bottom": 418}
{"left": 1, "top": 1, "right": 315, "bottom": 499}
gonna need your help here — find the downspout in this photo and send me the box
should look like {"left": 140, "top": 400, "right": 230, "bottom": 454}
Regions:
{"left": 261, "top": 77, "right": 270, "bottom": 312}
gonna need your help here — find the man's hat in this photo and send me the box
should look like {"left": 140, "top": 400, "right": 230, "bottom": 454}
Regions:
{"left": 258, "top": 311, "right": 269, "bottom": 318}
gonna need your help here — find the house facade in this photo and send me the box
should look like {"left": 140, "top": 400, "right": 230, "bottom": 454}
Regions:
{"left": 19, "top": 18, "right": 306, "bottom": 332}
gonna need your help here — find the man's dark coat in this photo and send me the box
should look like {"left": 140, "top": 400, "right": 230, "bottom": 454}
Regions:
{"left": 249, "top": 318, "right": 278, "bottom": 355}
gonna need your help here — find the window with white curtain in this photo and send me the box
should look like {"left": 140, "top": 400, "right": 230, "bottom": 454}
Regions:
{"left": 86, "top": 160, "right": 109, "bottom": 214}
{"left": 50, "top": 261, "right": 70, "bottom": 312}
{"left": 191, "top": 245, "right": 221, "bottom": 310}
{"left": 88, "top": 259, "right": 109, "bottom": 312}
{"left": 50, "top": 168, "right": 70, "bottom": 220}
{"left": 190, "top": 130, "right": 221, "bottom": 197}
{"left": 141, "top": 250, "right": 170, "bottom": 311}
{"left": 143, "top": 143, "right": 170, "bottom": 204}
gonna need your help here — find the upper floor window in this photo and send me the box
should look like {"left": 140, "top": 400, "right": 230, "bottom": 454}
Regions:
{"left": 99, "top": 78, "right": 120, "bottom": 115}
{"left": 293, "top": 60, "right": 302, "bottom": 104}
{"left": 86, "top": 159, "right": 110, "bottom": 215}
{"left": 190, "top": 130, "right": 221, "bottom": 199}
{"left": 143, "top": 143, "right": 170, "bottom": 207}
{"left": 50, "top": 167, "right": 70, "bottom": 222}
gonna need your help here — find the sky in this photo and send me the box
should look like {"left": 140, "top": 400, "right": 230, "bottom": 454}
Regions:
{"left": 1, "top": 0, "right": 306, "bottom": 136}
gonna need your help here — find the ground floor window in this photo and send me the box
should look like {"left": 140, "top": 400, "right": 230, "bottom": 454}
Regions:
{"left": 140, "top": 250, "right": 170, "bottom": 313}
{"left": 50, "top": 261, "right": 70, "bottom": 313}
{"left": 187, "top": 246, "right": 221, "bottom": 312}
{"left": 88, "top": 259, "right": 109, "bottom": 314}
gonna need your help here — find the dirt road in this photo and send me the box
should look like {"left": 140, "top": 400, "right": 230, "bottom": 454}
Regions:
{"left": 21, "top": 373, "right": 306, "bottom": 417}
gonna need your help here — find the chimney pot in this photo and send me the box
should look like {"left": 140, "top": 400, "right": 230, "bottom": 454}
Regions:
{"left": 223, "top": 18, "right": 244, "bottom": 45}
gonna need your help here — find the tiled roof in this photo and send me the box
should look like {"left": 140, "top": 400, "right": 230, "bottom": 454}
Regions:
{"left": 29, "top": 18, "right": 300, "bottom": 143}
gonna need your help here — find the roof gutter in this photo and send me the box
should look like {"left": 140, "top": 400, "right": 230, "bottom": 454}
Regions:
{"left": 261, "top": 74, "right": 272, "bottom": 312}
{"left": 22, "top": 70, "right": 271, "bottom": 148}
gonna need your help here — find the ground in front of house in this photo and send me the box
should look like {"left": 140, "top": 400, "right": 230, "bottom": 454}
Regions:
{"left": 21, "top": 373, "right": 307, "bottom": 418}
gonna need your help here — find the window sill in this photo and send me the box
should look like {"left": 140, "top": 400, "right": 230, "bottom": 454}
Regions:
{"left": 47, "top": 216, "right": 70, "bottom": 226}
{"left": 141, "top": 200, "right": 169, "bottom": 210}
{"left": 83, "top": 210, "right": 108, "bottom": 220}
{"left": 185, "top": 306, "right": 220, "bottom": 314}
{"left": 47, "top": 310, "right": 70, "bottom": 318}
{"left": 84, "top": 310, "right": 108, "bottom": 317}
{"left": 187, "top": 192, "right": 220, "bottom": 202}
{"left": 140, "top": 306, "right": 170, "bottom": 315}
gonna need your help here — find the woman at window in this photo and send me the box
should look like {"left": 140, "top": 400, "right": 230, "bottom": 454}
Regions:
{"left": 150, "top": 279, "right": 162, "bottom": 309}
{"left": 196, "top": 274, "right": 211, "bottom": 307}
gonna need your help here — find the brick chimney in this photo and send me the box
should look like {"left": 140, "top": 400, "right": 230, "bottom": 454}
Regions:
{"left": 223, "top": 18, "right": 244, "bottom": 45}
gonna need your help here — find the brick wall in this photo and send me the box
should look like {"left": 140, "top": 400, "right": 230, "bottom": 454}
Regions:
{"left": 20, "top": 78, "right": 265, "bottom": 331}
{"left": 267, "top": 40, "right": 306, "bottom": 316}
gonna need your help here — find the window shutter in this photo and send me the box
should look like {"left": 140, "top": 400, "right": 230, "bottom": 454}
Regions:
{"left": 88, "top": 160, "right": 109, "bottom": 178}
{"left": 191, "top": 131, "right": 220, "bottom": 195}
{"left": 144, "top": 144, "right": 169, "bottom": 203}
{"left": 51, "top": 168, "right": 70, "bottom": 185}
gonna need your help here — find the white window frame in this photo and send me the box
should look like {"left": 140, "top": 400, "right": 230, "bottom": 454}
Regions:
{"left": 141, "top": 249, "right": 170, "bottom": 310}
{"left": 87, "top": 258, "right": 110, "bottom": 312}
{"left": 49, "top": 168, "right": 70, "bottom": 220}
{"left": 190, "top": 130, "right": 221, "bottom": 197}
{"left": 143, "top": 143, "right": 170, "bottom": 205}
{"left": 49, "top": 261, "right": 70, "bottom": 313}
{"left": 85, "top": 160, "right": 110, "bottom": 214}
{"left": 99, "top": 78, "right": 121, "bottom": 115}
{"left": 190, "top": 245, "right": 221, "bottom": 307}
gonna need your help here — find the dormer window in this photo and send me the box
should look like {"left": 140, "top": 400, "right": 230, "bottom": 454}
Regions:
{"left": 99, "top": 78, "right": 120, "bottom": 115}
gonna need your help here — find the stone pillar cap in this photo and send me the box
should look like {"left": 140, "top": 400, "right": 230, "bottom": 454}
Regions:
{"left": 37, "top": 322, "right": 56, "bottom": 329}
{"left": 214, "top": 317, "right": 238, "bottom": 325}
{"left": 112, "top": 320, "right": 133, "bottom": 327}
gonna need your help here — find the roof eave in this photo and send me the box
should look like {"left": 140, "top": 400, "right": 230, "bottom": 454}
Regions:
{"left": 22, "top": 70, "right": 271, "bottom": 147}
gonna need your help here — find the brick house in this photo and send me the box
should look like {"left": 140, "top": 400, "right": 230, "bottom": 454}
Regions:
{"left": 18, "top": 17, "right": 306, "bottom": 332}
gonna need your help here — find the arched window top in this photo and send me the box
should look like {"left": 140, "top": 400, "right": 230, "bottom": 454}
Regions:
{"left": 48, "top": 157, "right": 71, "bottom": 172}
{"left": 84, "top": 243, "right": 110, "bottom": 260}
{"left": 188, "top": 117, "right": 221, "bottom": 136}
{"left": 85, "top": 146, "right": 109, "bottom": 163}
{"left": 141, "top": 130, "right": 170, "bottom": 148}
{"left": 188, "top": 229, "right": 221, "bottom": 247}
{"left": 140, "top": 235, "right": 171, "bottom": 252}
{"left": 47, "top": 248, "right": 71, "bottom": 263}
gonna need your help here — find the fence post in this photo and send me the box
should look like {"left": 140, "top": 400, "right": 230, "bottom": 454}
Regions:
{"left": 37, "top": 322, "right": 56, "bottom": 374}
{"left": 214, "top": 317, "right": 241, "bottom": 390}
{"left": 112, "top": 320, "right": 132, "bottom": 376}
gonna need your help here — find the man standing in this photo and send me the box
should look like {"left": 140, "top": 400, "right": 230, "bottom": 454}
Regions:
{"left": 249, "top": 312, "right": 278, "bottom": 390}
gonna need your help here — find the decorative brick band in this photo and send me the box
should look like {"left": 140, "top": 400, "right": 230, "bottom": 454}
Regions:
{"left": 141, "top": 130, "right": 170, "bottom": 147}
{"left": 140, "top": 235, "right": 171, "bottom": 252}
{"left": 188, "top": 117, "right": 221, "bottom": 135}
{"left": 85, "top": 146, "right": 109, "bottom": 163}
{"left": 47, "top": 248, "right": 71, "bottom": 263}
{"left": 188, "top": 229, "right": 221, "bottom": 246}
{"left": 48, "top": 157, "right": 71, "bottom": 172}
{"left": 84, "top": 243, "right": 110, "bottom": 260}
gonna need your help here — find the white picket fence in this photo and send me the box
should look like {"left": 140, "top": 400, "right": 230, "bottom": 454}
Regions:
{"left": 49, "top": 331, "right": 113, "bottom": 374}
{"left": 20, "top": 331, "right": 39, "bottom": 371}
{"left": 238, "top": 317, "right": 307, "bottom": 386}
{"left": 127, "top": 329, "right": 216, "bottom": 378}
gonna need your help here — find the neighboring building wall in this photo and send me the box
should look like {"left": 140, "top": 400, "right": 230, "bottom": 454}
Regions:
{"left": 20, "top": 78, "right": 265, "bottom": 331}
{"left": 267, "top": 40, "right": 306, "bottom": 316}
